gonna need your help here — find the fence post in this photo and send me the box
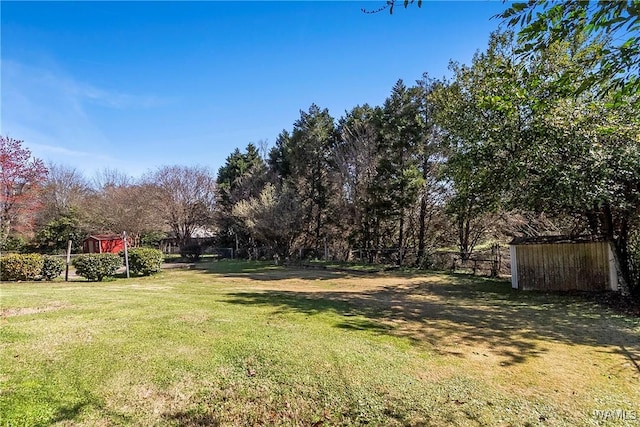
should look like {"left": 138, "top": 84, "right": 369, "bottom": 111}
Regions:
{"left": 491, "top": 244, "right": 499, "bottom": 277}
{"left": 65, "top": 239, "right": 72, "bottom": 281}
{"left": 122, "top": 231, "right": 130, "bottom": 279}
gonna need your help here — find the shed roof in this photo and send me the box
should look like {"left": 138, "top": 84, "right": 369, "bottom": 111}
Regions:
{"left": 85, "top": 234, "right": 123, "bottom": 241}
{"left": 509, "top": 235, "right": 608, "bottom": 245}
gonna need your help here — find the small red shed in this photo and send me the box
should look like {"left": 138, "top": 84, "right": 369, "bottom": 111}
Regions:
{"left": 83, "top": 235, "right": 128, "bottom": 254}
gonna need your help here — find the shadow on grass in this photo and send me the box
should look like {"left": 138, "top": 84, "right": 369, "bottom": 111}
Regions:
{"left": 46, "top": 400, "right": 92, "bottom": 426}
{"left": 224, "top": 274, "right": 640, "bottom": 367}
{"left": 36, "top": 390, "right": 133, "bottom": 427}
{"left": 163, "top": 410, "right": 220, "bottom": 426}
{"left": 193, "top": 259, "right": 417, "bottom": 281}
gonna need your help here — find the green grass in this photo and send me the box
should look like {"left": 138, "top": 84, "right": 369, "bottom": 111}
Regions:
{"left": 305, "top": 259, "right": 390, "bottom": 272}
{"left": 1, "top": 261, "right": 639, "bottom": 426}
{"left": 437, "top": 239, "right": 509, "bottom": 254}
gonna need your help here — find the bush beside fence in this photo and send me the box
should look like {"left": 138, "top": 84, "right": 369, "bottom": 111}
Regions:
{"left": 72, "top": 253, "right": 121, "bottom": 281}
{"left": 126, "top": 247, "right": 163, "bottom": 276}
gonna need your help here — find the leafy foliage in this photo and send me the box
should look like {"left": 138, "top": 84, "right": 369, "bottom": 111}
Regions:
{"left": 233, "top": 183, "right": 302, "bottom": 257}
{"left": 0, "top": 253, "right": 44, "bottom": 281}
{"left": 215, "top": 143, "right": 268, "bottom": 250}
{"left": 180, "top": 242, "right": 203, "bottom": 261}
{"left": 430, "top": 30, "right": 640, "bottom": 293}
{"left": 2, "top": 235, "right": 28, "bottom": 253}
{"left": 35, "top": 208, "right": 84, "bottom": 253}
{"left": 499, "top": 1, "right": 640, "bottom": 104}
{"left": 72, "top": 253, "right": 121, "bottom": 281}
{"left": 40, "top": 256, "right": 65, "bottom": 281}
{"left": 375, "top": 80, "right": 426, "bottom": 264}
{"left": 0, "top": 137, "right": 48, "bottom": 248}
{"left": 126, "top": 247, "right": 163, "bottom": 276}
{"left": 334, "top": 104, "right": 384, "bottom": 256}
{"left": 272, "top": 104, "right": 338, "bottom": 252}
{"left": 140, "top": 230, "right": 168, "bottom": 248}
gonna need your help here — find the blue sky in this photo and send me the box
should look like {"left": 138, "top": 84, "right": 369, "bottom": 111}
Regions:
{"left": 1, "top": 1, "right": 508, "bottom": 178}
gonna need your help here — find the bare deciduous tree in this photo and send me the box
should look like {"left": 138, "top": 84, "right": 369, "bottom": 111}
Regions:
{"left": 146, "top": 165, "right": 216, "bottom": 248}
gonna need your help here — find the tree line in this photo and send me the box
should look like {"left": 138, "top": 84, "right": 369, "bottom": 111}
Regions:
{"left": 2, "top": 25, "right": 639, "bottom": 293}
{"left": 0, "top": 155, "right": 217, "bottom": 255}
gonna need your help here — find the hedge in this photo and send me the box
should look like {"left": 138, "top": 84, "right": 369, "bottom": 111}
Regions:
{"left": 180, "top": 243, "right": 202, "bottom": 261}
{"left": 126, "top": 247, "right": 163, "bottom": 276}
{"left": 0, "top": 253, "right": 44, "bottom": 281}
{"left": 41, "top": 256, "right": 65, "bottom": 281}
{"left": 72, "top": 253, "right": 121, "bottom": 281}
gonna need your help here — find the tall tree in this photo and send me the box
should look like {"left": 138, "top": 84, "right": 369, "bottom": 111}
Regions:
{"left": 274, "top": 104, "right": 338, "bottom": 253}
{"left": 377, "top": 80, "right": 425, "bottom": 265}
{"left": 215, "top": 143, "right": 268, "bottom": 251}
{"left": 84, "top": 180, "right": 164, "bottom": 246}
{"left": 40, "top": 164, "right": 90, "bottom": 215}
{"left": 414, "top": 75, "right": 447, "bottom": 267}
{"left": 507, "top": 32, "right": 640, "bottom": 293}
{"left": 334, "top": 104, "right": 383, "bottom": 257}
{"left": 34, "top": 164, "right": 91, "bottom": 252}
{"left": 268, "top": 130, "right": 292, "bottom": 181}
{"left": 146, "top": 165, "right": 216, "bottom": 249}
{"left": 432, "top": 30, "right": 640, "bottom": 292}
{"left": 430, "top": 34, "right": 516, "bottom": 260}
{"left": 0, "top": 137, "right": 48, "bottom": 248}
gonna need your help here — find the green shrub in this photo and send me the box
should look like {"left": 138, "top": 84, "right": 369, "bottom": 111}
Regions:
{"left": 180, "top": 243, "right": 202, "bottom": 261}
{"left": 126, "top": 247, "right": 163, "bottom": 276}
{"left": 0, "top": 253, "right": 44, "bottom": 281}
{"left": 1, "top": 235, "right": 27, "bottom": 252}
{"left": 41, "top": 256, "right": 65, "bottom": 281}
{"left": 72, "top": 253, "right": 122, "bottom": 281}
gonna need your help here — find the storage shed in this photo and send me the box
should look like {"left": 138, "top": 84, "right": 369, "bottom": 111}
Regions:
{"left": 83, "top": 235, "right": 127, "bottom": 254}
{"left": 509, "top": 235, "right": 618, "bottom": 292}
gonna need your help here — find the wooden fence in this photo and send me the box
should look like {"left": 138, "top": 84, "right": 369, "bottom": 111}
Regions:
{"left": 510, "top": 240, "right": 618, "bottom": 291}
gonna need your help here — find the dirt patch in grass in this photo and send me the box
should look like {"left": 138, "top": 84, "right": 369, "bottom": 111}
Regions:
{"left": 0, "top": 301, "right": 70, "bottom": 318}
{"left": 221, "top": 268, "right": 640, "bottom": 415}
{"left": 178, "top": 311, "right": 211, "bottom": 324}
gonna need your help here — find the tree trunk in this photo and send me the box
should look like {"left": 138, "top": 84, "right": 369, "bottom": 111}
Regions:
{"left": 458, "top": 216, "right": 472, "bottom": 262}
{"left": 398, "top": 209, "right": 404, "bottom": 267}
{"left": 602, "top": 204, "right": 632, "bottom": 295}
{"left": 417, "top": 194, "right": 427, "bottom": 267}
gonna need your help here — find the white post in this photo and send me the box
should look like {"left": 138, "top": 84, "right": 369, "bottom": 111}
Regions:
{"left": 607, "top": 244, "right": 619, "bottom": 292}
{"left": 65, "top": 239, "right": 72, "bottom": 281}
{"left": 123, "top": 231, "right": 130, "bottom": 278}
{"left": 509, "top": 245, "right": 518, "bottom": 289}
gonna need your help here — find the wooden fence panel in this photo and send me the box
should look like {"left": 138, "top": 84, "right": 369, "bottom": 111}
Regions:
{"left": 514, "top": 241, "right": 611, "bottom": 291}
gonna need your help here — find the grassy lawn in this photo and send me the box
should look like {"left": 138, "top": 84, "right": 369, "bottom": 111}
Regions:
{"left": 1, "top": 261, "right": 639, "bottom": 426}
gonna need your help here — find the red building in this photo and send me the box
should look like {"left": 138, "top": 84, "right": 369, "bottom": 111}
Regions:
{"left": 82, "top": 235, "right": 128, "bottom": 254}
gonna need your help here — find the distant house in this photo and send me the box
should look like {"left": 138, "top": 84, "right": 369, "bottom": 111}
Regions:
{"left": 510, "top": 235, "right": 619, "bottom": 292}
{"left": 159, "top": 227, "right": 215, "bottom": 253}
{"left": 83, "top": 235, "right": 128, "bottom": 254}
